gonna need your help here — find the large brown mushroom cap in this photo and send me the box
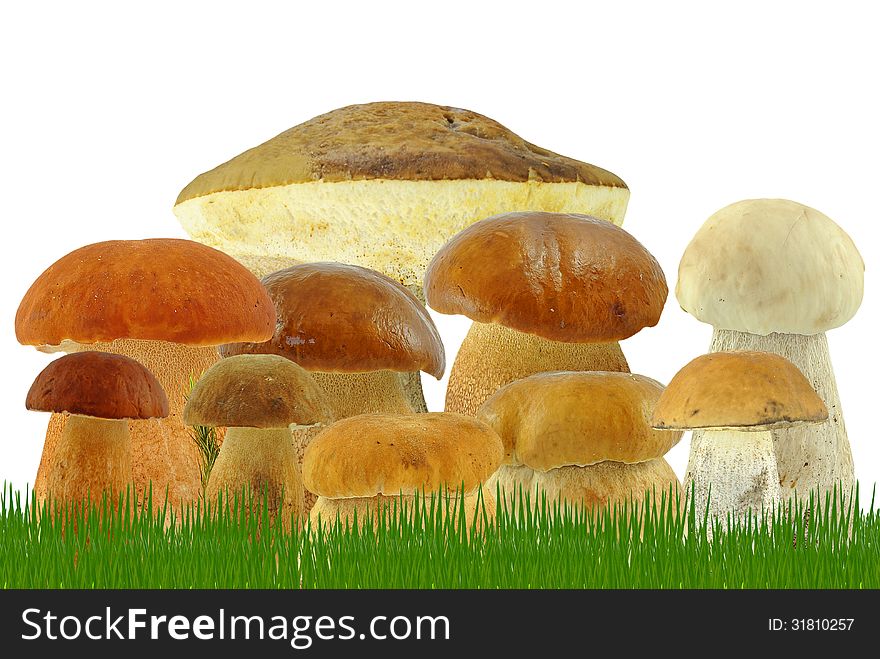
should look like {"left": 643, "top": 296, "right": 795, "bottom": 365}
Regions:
{"left": 26, "top": 351, "right": 168, "bottom": 420}
{"left": 175, "top": 102, "right": 627, "bottom": 201}
{"left": 15, "top": 239, "right": 276, "bottom": 348}
{"left": 651, "top": 351, "right": 829, "bottom": 431}
{"left": 221, "top": 262, "right": 445, "bottom": 378}
{"left": 302, "top": 413, "right": 503, "bottom": 498}
{"left": 424, "top": 212, "right": 668, "bottom": 342}
{"left": 183, "top": 354, "right": 334, "bottom": 429}
{"left": 477, "top": 371, "right": 680, "bottom": 470}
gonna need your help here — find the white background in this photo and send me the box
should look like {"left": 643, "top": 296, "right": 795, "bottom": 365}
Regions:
{"left": 1, "top": 1, "right": 877, "bottom": 502}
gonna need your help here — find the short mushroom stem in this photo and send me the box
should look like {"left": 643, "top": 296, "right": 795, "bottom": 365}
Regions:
{"left": 290, "top": 422, "right": 331, "bottom": 514}
{"left": 446, "top": 322, "right": 630, "bottom": 416}
{"left": 684, "top": 429, "right": 781, "bottom": 530}
{"left": 42, "top": 414, "right": 132, "bottom": 510}
{"left": 398, "top": 371, "right": 429, "bottom": 413}
{"left": 705, "top": 328, "right": 853, "bottom": 503}
{"left": 487, "top": 464, "right": 538, "bottom": 512}
{"left": 206, "top": 426, "right": 304, "bottom": 531}
{"left": 310, "top": 370, "right": 414, "bottom": 417}
{"left": 36, "top": 339, "right": 219, "bottom": 509}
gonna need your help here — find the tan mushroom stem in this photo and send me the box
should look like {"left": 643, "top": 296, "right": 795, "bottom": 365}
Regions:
{"left": 36, "top": 339, "right": 219, "bottom": 507}
{"left": 398, "top": 371, "right": 429, "bottom": 413}
{"left": 310, "top": 489, "right": 495, "bottom": 530}
{"left": 290, "top": 422, "right": 331, "bottom": 514}
{"left": 207, "top": 426, "right": 304, "bottom": 531}
{"left": 700, "top": 329, "right": 853, "bottom": 503}
{"left": 684, "top": 429, "right": 781, "bottom": 531}
{"left": 493, "top": 459, "right": 680, "bottom": 517}
{"left": 446, "top": 322, "right": 630, "bottom": 416}
{"left": 310, "top": 370, "right": 415, "bottom": 417}
{"left": 42, "top": 415, "right": 132, "bottom": 509}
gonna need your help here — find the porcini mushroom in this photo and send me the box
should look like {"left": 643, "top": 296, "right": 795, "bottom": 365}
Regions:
{"left": 426, "top": 212, "right": 668, "bottom": 415}
{"left": 15, "top": 239, "right": 275, "bottom": 507}
{"left": 652, "top": 351, "right": 829, "bottom": 528}
{"left": 183, "top": 354, "right": 334, "bottom": 528}
{"left": 676, "top": 199, "right": 863, "bottom": 502}
{"left": 221, "top": 262, "right": 445, "bottom": 418}
{"left": 173, "top": 101, "right": 629, "bottom": 412}
{"left": 476, "top": 371, "right": 682, "bottom": 516}
{"left": 303, "top": 413, "right": 503, "bottom": 529}
{"left": 26, "top": 351, "right": 168, "bottom": 508}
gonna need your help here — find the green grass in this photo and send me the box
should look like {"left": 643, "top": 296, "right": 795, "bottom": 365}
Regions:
{"left": 1, "top": 484, "right": 878, "bottom": 589}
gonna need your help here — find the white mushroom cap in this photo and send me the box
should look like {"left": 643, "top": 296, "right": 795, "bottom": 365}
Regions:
{"left": 676, "top": 199, "right": 864, "bottom": 335}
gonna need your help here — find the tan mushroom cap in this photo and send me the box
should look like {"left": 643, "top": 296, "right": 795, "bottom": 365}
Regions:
{"left": 183, "top": 354, "right": 334, "bottom": 429}
{"left": 425, "top": 212, "right": 668, "bottom": 342}
{"left": 303, "top": 413, "right": 503, "bottom": 498}
{"left": 26, "top": 352, "right": 168, "bottom": 420}
{"left": 175, "top": 102, "right": 627, "bottom": 200}
{"left": 477, "top": 371, "right": 681, "bottom": 470}
{"left": 651, "top": 351, "right": 829, "bottom": 431}
{"left": 15, "top": 239, "right": 276, "bottom": 348}
{"left": 220, "top": 262, "right": 445, "bottom": 377}
{"left": 676, "top": 199, "right": 864, "bottom": 335}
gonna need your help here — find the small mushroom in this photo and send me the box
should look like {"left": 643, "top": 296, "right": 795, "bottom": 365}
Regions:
{"left": 476, "top": 371, "right": 682, "bottom": 516}
{"left": 425, "top": 212, "right": 668, "bottom": 415}
{"left": 652, "top": 351, "right": 828, "bottom": 529}
{"left": 221, "top": 262, "right": 445, "bottom": 418}
{"left": 26, "top": 352, "right": 168, "bottom": 509}
{"left": 676, "top": 199, "right": 863, "bottom": 503}
{"left": 183, "top": 354, "right": 333, "bottom": 528}
{"left": 15, "top": 238, "right": 275, "bottom": 507}
{"left": 303, "top": 413, "right": 503, "bottom": 529}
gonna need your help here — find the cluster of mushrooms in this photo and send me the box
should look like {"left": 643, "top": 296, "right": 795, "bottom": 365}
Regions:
{"left": 15, "top": 102, "right": 865, "bottom": 531}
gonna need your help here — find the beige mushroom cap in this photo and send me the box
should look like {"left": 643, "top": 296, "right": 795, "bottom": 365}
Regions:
{"left": 183, "top": 354, "right": 334, "bottom": 428}
{"left": 477, "top": 371, "right": 682, "bottom": 470}
{"left": 676, "top": 199, "right": 864, "bottom": 335}
{"left": 651, "top": 351, "right": 828, "bottom": 431}
{"left": 302, "top": 412, "right": 503, "bottom": 498}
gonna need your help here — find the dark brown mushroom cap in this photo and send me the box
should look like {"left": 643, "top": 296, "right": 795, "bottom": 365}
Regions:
{"left": 26, "top": 351, "right": 169, "bottom": 420}
{"left": 220, "top": 262, "right": 445, "bottom": 377}
{"left": 651, "top": 351, "right": 829, "bottom": 431}
{"left": 15, "top": 239, "right": 276, "bottom": 348}
{"left": 183, "top": 354, "right": 334, "bottom": 428}
{"left": 175, "top": 101, "right": 627, "bottom": 202}
{"left": 424, "top": 212, "right": 668, "bottom": 342}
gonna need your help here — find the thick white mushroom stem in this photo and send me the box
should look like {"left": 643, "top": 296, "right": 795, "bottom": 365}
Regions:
{"left": 706, "top": 329, "right": 853, "bottom": 504}
{"left": 310, "top": 370, "right": 415, "bottom": 417}
{"left": 684, "top": 429, "right": 781, "bottom": 530}
{"left": 37, "top": 339, "right": 219, "bottom": 509}
{"left": 42, "top": 415, "right": 132, "bottom": 511}
{"left": 446, "top": 322, "right": 630, "bottom": 416}
{"left": 207, "top": 426, "right": 304, "bottom": 531}
{"left": 290, "top": 422, "right": 331, "bottom": 515}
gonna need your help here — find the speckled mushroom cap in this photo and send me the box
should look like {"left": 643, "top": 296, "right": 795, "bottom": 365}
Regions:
{"left": 651, "top": 351, "right": 829, "bottom": 431}
{"left": 183, "top": 354, "right": 334, "bottom": 429}
{"left": 15, "top": 239, "right": 276, "bottom": 348}
{"left": 175, "top": 102, "right": 627, "bottom": 198}
{"left": 477, "top": 371, "right": 680, "bottom": 470}
{"left": 26, "top": 352, "right": 169, "bottom": 420}
{"left": 424, "top": 212, "right": 668, "bottom": 342}
{"left": 220, "top": 262, "right": 445, "bottom": 377}
{"left": 302, "top": 413, "right": 503, "bottom": 498}
{"left": 676, "top": 199, "right": 864, "bottom": 335}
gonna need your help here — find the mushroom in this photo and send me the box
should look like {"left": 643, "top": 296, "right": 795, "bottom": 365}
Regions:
{"left": 221, "top": 262, "right": 445, "bottom": 419}
{"left": 676, "top": 199, "right": 863, "bottom": 503}
{"left": 425, "top": 212, "right": 668, "bottom": 415}
{"left": 476, "top": 371, "right": 682, "bottom": 516}
{"left": 15, "top": 239, "right": 275, "bottom": 507}
{"left": 173, "top": 101, "right": 629, "bottom": 412}
{"left": 303, "top": 413, "right": 503, "bottom": 529}
{"left": 183, "top": 354, "right": 333, "bottom": 528}
{"left": 651, "top": 351, "right": 829, "bottom": 529}
{"left": 25, "top": 351, "right": 168, "bottom": 509}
